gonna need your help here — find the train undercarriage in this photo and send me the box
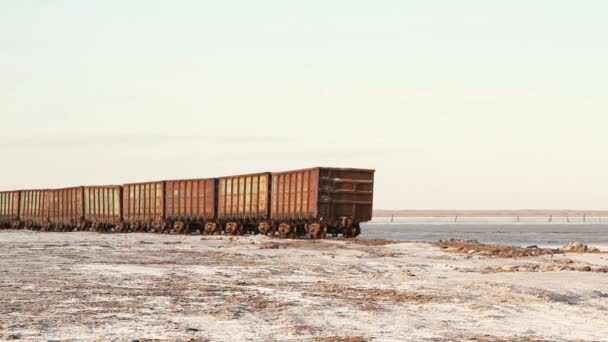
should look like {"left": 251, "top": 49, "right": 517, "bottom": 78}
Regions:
{"left": 5, "top": 217, "right": 361, "bottom": 239}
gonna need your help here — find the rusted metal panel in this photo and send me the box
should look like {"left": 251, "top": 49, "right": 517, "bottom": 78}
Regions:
{"left": 123, "top": 181, "right": 165, "bottom": 225}
{"left": 165, "top": 178, "right": 216, "bottom": 221}
{"left": 0, "top": 191, "right": 20, "bottom": 225}
{"left": 318, "top": 168, "right": 375, "bottom": 223}
{"left": 218, "top": 172, "right": 270, "bottom": 220}
{"left": 270, "top": 167, "right": 375, "bottom": 223}
{"left": 271, "top": 168, "right": 318, "bottom": 220}
{"left": 44, "top": 187, "right": 85, "bottom": 226}
{"left": 84, "top": 186, "right": 122, "bottom": 225}
{"left": 19, "top": 190, "right": 47, "bottom": 226}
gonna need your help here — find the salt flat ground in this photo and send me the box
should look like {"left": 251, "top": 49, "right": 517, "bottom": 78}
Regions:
{"left": 0, "top": 230, "right": 607, "bottom": 341}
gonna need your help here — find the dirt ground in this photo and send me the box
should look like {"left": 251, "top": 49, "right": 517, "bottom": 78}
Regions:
{"left": 0, "top": 230, "right": 607, "bottom": 341}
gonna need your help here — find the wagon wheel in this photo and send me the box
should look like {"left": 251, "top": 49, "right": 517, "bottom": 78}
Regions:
{"left": 346, "top": 226, "right": 357, "bottom": 238}
{"left": 114, "top": 222, "right": 125, "bottom": 233}
{"left": 354, "top": 225, "right": 361, "bottom": 237}
{"left": 180, "top": 222, "right": 190, "bottom": 235}
{"left": 162, "top": 221, "right": 171, "bottom": 234}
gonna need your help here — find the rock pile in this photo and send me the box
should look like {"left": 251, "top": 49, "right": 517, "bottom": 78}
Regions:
{"left": 492, "top": 264, "right": 608, "bottom": 273}
{"left": 560, "top": 242, "right": 601, "bottom": 253}
{"left": 435, "top": 239, "right": 562, "bottom": 258}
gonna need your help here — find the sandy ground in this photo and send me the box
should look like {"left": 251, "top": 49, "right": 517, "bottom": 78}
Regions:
{"left": 0, "top": 231, "right": 607, "bottom": 341}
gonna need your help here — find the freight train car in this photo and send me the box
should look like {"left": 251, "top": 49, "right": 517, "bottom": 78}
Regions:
{"left": 122, "top": 181, "right": 165, "bottom": 232}
{"left": 44, "top": 187, "right": 85, "bottom": 231}
{"left": 0, "top": 191, "right": 20, "bottom": 229}
{"left": 19, "top": 189, "right": 47, "bottom": 229}
{"left": 271, "top": 167, "right": 374, "bottom": 237}
{"left": 4, "top": 166, "right": 374, "bottom": 238}
{"left": 165, "top": 178, "right": 216, "bottom": 234}
{"left": 84, "top": 186, "right": 122, "bottom": 232}
{"left": 217, "top": 172, "right": 270, "bottom": 235}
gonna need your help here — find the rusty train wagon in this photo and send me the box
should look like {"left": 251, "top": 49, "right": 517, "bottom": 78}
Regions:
{"left": 271, "top": 167, "right": 375, "bottom": 237}
{"left": 122, "top": 181, "right": 165, "bottom": 232}
{"left": 84, "top": 186, "right": 122, "bottom": 231}
{"left": 0, "top": 191, "right": 20, "bottom": 228}
{"left": 19, "top": 189, "right": 47, "bottom": 229}
{"left": 44, "top": 187, "right": 85, "bottom": 231}
{"left": 165, "top": 178, "right": 217, "bottom": 234}
{"left": 218, "top": 172, "right": 271, "bottom": 235}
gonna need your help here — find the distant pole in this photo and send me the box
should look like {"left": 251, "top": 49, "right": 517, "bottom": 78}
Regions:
{"left": 391, "top": 214, "right": 394, "bottom": 223}
{"left": 454, "top": 216, "right": 458, "bottom": 222}
{"left": 517, "top": 216, "right": 520, "bottom": 222}
{"left": 583, "top": 214, "right": 586, "bottom": 223}
{"left": 549, "top": 215, "right": 552, "bottom": 222}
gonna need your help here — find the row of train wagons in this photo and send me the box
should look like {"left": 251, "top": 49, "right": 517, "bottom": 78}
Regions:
{"left": 0, "top": 167, "right": 374, "bottom": 237}
{"left": 0, "top": 187, "right": 121, "bottom": 232}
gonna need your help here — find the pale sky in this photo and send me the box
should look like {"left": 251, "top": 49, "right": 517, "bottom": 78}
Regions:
{"left": 1, "top": 1, "right": 607, "bottom": 210}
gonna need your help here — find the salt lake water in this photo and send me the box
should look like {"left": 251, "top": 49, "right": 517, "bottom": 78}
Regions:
{"left": 360, "top": 217, "right": 608, "bottom": 248}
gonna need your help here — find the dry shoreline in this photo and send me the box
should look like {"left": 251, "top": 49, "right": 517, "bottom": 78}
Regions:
{"left": 373, "top": 210, "right": 608, "bottom": 218}
{"left": 1, "top": 230, "right": 607, "bottom": 341}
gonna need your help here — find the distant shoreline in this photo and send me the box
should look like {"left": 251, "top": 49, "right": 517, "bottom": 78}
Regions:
{"left": 373, "top": 209, "right": 608, "bottom": 217}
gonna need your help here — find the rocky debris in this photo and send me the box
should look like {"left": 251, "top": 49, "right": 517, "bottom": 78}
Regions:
{"left": 348, "top": 239, "right": 397, "bottom": 246}
{"left": 259, "top": 242, "right": 280, "bottom": 249}
{"left": 590, "top": 290, "right": 608, "bottom": 298}
{"left": 480, "top": 263, "right": 607, "bottom": 273}
{"left": 312, "top": 337, "right": 368, "bottom": 342}
{"left": 436, "top": 239, "right": 562, "bottom": 258}
{"left": 560, "top": 242, "right": 601, "bottom": 253}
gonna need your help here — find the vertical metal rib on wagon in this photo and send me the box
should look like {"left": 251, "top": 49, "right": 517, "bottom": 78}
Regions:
{"left": 0, "top": 191, "right": 20, "bottom": 228}
{"left": 122, "top": 181, "right": 165, "bottom": 231}
{"left": 218, "top": 172, "right": 271, "bottom": 221}
{"left": 164, "top": 178, "right": 217, "bottom": 232}
{"left": 84, "top": 185, "right": 122, "bottom": 230}
{"left": 19, "top": 189, "right": 47, "bottom": 229}
{"left": 43, "top": 187, "right": 85, "bottom": 230}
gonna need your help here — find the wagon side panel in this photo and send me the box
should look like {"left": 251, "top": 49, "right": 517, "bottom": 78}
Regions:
{"left": 123, "top": 182, "right": 165, "bottom": 225}
{"left": 271, "top": 168, "right": 321, "bottom": 221}
{"left": 19, "top": 190, "right": 47, "bottom": 227}
{"left": 165, "top": 179, "right": 216, "bottom": 222}
{"left": 0, "top": 191, "right": 20, "bottom": 225}
{"left": 218, "top": 173, "right": 270, "bottom": 220}
{"left": 84, "top": 186, "right": 122, "bottom": 226}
